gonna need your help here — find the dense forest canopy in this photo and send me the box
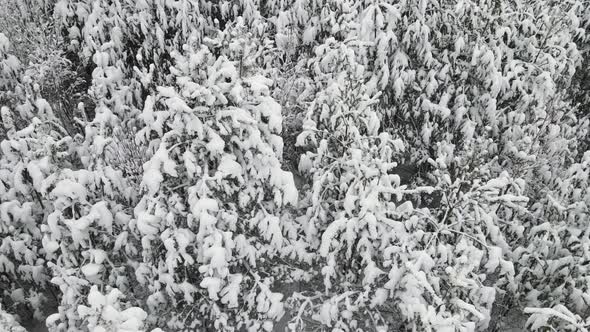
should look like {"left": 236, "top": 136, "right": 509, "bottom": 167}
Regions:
{"left": 0, "top": 0, "right": 589, "bottom": 331}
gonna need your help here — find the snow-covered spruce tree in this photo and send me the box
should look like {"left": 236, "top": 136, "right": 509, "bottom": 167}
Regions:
{"left": 0, "top": 2, "right": 152, "bottom": 329}
{"left": 130, "top": 20, "right": 300, "bottom": 330}
{"left": 40, "top": 111, "right": 141, "bottom": 331}
{"left": 0, "top": 30, "right": 90, "bottom": 325}
{"left": 1, "top": 0, "right": 148, "bottom": 328}
{"left": 292, "top": 16, "right": 512, "bottom": 332}
{"left": 0, "top": 37, "right": 141, "bottom": 330}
